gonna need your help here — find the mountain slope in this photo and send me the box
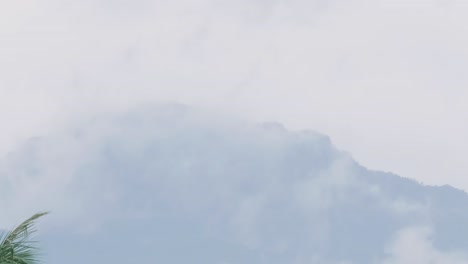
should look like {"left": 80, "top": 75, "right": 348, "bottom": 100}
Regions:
{"left": 1, "top": 104, "right": 468, "bottom": 264}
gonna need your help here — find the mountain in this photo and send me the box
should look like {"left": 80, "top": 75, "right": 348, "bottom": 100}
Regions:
{"left": 1, "top": 104, "right": 468, "bottom": 264}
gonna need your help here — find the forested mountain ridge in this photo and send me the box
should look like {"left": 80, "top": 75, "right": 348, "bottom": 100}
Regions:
{"left": 2, "top": 104, "right": 468, "bottom": 264}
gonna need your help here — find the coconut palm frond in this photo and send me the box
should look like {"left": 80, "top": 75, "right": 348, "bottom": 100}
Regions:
{"left": 0, "top": 212, "right": 49, "bottom": 264}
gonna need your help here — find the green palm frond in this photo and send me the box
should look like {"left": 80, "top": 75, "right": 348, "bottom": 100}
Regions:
{"left": 0, "top": 212, "right": 49, "bottom": 264}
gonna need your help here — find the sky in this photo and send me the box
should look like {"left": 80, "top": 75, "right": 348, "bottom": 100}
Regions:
{"left": 4, "top": 2, "right": 468, "bottom": 262}
{"left": 1, "top": 0, "right": 468, "bottom": 190}
{"left": 4, "top": 0, "right": 468, "bottom": 264}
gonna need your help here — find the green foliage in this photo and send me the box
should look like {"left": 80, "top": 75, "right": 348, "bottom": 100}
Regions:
{"left": 0, "top": 212, "right": 49, "bottom": 264}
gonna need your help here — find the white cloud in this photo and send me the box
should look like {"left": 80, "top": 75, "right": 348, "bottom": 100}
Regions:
{"left": 1, "top": 0, "right": 468, "bottom": 190}
{"left": 381, "top": 226, "right": 468, "bottom": 264}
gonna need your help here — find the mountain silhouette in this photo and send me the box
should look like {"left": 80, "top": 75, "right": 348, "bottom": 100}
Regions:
{"left": 2, "top": 104, "right": 468, "bottom": 264}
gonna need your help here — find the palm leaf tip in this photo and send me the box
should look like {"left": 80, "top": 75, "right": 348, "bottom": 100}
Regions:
{"left": 8, "top": 212, "right": 49, "bottom": 238}
{"left": 0, "top": 212, "right": 49, "bottom": 264}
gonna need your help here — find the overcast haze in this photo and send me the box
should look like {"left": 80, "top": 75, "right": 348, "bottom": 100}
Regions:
{"left": 2, "top": 0, "right": 468, "bottom": 190}
{"left": 2, "top": 1, "right": 468, "bottom": 262}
